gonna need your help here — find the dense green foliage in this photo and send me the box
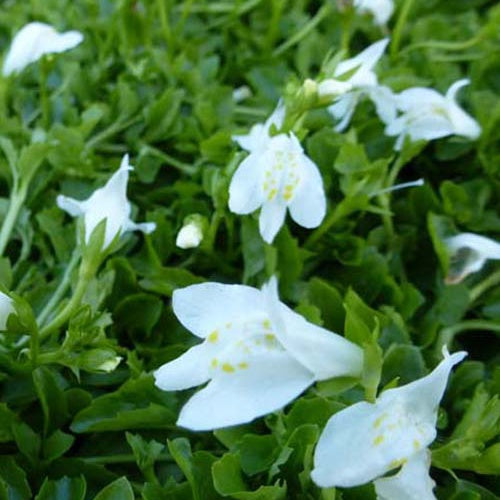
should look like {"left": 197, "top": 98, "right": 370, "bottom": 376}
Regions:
{"left": 0, "top": 0, "right": 499, "bottom": 498}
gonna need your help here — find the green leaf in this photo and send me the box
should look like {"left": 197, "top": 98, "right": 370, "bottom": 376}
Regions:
{"left": 94, "top": 477, "right": 134, "bottom": 500}
{"left": 35, "top": 476, "right": 86, "bottom": 500}
{"left": 0, "top": 456, "right": 31, "bottom": 500}
{"left": 42, "top": 430, "right": 75, "bottom": 462}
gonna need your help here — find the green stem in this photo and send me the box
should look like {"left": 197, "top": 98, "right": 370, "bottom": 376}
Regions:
{"left": 80, "top": 453, "right": 174, "bottom": 465}
{"left": 36, "top": 249, "right": 81, "bottom": 327}
{"left": 390, "top": 0, "right": 415, "bottom": 59}
{"left": 156, "top": 0, "right": 173, "bottom": 49}
{"left": 273, "top": 4, "right": 331, "bottom": 57}
{"left": 470, "top": 267, "right": 500, "bottom": 303}
{"left": 435, "top": 320, "right": 500, "bottom": 357}
{"left": 0, "top": 186, "right": 26, "bottom": 257}
{"left": 401, "top": 34, "right": 483, "bottom": 54}
{"left": 84, "top": 116, "right": 141, "bottom": 151}
{"left": 38, "top": 255, "right": 100, "bottom": 341}
{"left": 39, "top": 57, "right": 51, "bottom": 129}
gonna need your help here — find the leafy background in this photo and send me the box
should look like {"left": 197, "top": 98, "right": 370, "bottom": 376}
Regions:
{"left": 0, "top": 0, "right": 499, "bottom": 498}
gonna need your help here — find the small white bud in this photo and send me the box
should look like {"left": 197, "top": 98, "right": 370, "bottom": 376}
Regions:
{"left": 176, "top": 221, "right": 203, "bottom": 249}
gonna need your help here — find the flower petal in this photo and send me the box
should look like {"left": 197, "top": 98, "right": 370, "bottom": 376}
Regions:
{"left": 335, "top": 38, "right": 389, "bottom": 79}
{"left": 328, "top": 93, "right": 360, "bottom": 132}
{"left": 172, "top": 283, "right": 265, "bottom": 339}
{"left": 56, "top": 194, "right": 86, "bottom": 217}
{"left": 395, "top": 88, "right": 443, "bottom": 111}
{"left": 259, "top": 196, "right": 287, "bottom": 244}
{"left": 288, "top": 155, "right": 326, "bottom": 230}
{"left": 354, "top": 0, "right": 394, "bottom": 25}
{"left": 0, "top": 292, "right": 15, "bottom": 331}
{"left": 446, "top": 232, "right": 500, "bottom": 260}
{"left": 374, "top": 450, "right": 436, "bottom": 500}
{"left": 177, "top": 349, "right": 314, "bottom": 430}
{"left": 262, "top": 278, "right": 363, "bottom": 380}
{"left": 367, "top": 85, "right": 398, "bottom": 125}
{"left": 228, "top": 153, "right": 266, "bottom": 214}
{"left": 154, "top": 342, "right": 215, "bottom": 391}
{"left": 311, "top": 397, "right": 436, "bottom": 488}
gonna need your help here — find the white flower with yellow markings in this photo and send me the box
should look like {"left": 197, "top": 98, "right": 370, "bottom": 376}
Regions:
{"left": 386, "top": 79, "right": 481, "bottom": 150}
{"left": 230, "top": 105, "right": 326, "bottom": 243}
{"left": 57, "top": 154, "right": 156, "bottom": 250}
{"left": 311, "top": 348, "right": 467, "bottom": 498}
{"left": 154, "top": 277, "right": 363, "bottom": 430}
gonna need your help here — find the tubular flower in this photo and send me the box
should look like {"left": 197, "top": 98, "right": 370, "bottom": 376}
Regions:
{"left": 57, "top": 154, "right": 156, "bottom": 250}
{"left": 354, "top": 0, "right": 394, "bottom": 26}
{"left": 445, "top": 232, "right": 500, "bottom": 284}
{"left": 385, "top": 79, "right": 481, "bottom": 150}
{"left": 229, "top": 105, "right": 326, "bottom": 244}
{"left": 3, "top": 22, "right": 83, "bottom": 76}
{"left": 154, "top": 277, "right": 363, "bottom": 431}
{"left": 311, "top": 348, "right": 467, "bottom": 499}
{"left": 327, "top": 38, "right": 397, "bottom": 131}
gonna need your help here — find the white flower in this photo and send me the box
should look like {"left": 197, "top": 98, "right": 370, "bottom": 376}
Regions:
{"left": 317, "top": 78, "right": 353, "bottom": 99}
{"left": 385, "top": 79, "right": 481, "bottom": 150}
{"left": 57, "top": 154, "right": 156, "bottom": 249}
{"left": 354, "top": 0, "right": 394, "bottom": 26}
{"left": 230, "top": 104, "right": 326, "bottom": 244}
{"left": 445, "top": 232, "right": 500, "bottom": 284}
{"left": 3, "top": 22, "right": 83, "bottom": 76}
{"left": 327, "top": 38, "right": 397, "bottom": 131}
{"left": 232, "top": 85, "right": 252, "bottom": 103}
{"left": 0, "top": 292, "right": 15, "bottom": 330}
{"left": 311, "top": 348, "right": 467, "bottom": 498}
{"left": 176, "top": 221, "right": 203, "bottom": 249}
{"left": 154, "top": 277, "right": 363, "bottom": 431}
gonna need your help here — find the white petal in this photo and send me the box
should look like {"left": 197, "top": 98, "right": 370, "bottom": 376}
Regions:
{"left": 328, "top": 93, "right": 360, "bottom": 132}
{"left": 233, "top": 123, "right": 267, "bottom": 152}
{"left": 259, "top": 197, "right": 287, "bottom": 244}
{"left": 126, "top": 221, "right": 157, "bottom": 234}
{"left": 311, "top": 398, "right": 435, "bottom": 488}
{"left": 56, "top": 194, "right": 86, "bottom": 217}
{"left": 395, "top": 88, "right": 443, "bottom": 112}
{"left": 177, "top": 349, "right": 314, "bottom": 430}
{"left": 3, "top": 22, "right": 83, "bottom": 76}
{"left": 404, "top": 114, "right": 455, "bottom": 142}
{"left": 154, "top": 342, "right": 215, "bottom": 391}
{"left": 354, "top": 0, "right": 394, "bottom": 25}
{"left": 374, "top": 450, "right": 436, "bottom": 500}
{"left": 378, "top": 349, "right": 467, "bottom": 429}
{"left": 368, "top": 86, "right": 398, "bottom": 125}
{"left": 0, "top": 292, "right": 15, "bottom": 330}
{"left": 228, "top": 153, "right": 266, "bottom": 214}
{"left": 288, "top": 155, "right": 326, "bottom": 229}
{"left": 317, "top": 79, "right": 353, "bottom": 98}
{"left": 172, "top": 283, "right": 265, "bottom": 339}
{"left": 262, "top": 278, "right": 363, "bottom": 380}
{"left": 335, "top": 39, "right": 389, "bottom": 79}
{"left": 446, "top": 233, "right": 500, "bottom": 260}
{"left": 445, "top": 79, "right": 470, "bottom": 101}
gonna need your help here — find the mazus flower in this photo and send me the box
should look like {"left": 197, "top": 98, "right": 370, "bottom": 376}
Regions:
{"left": 311, "top": 348, "right": 467, "bottom": 499}
{"left": 57, "top": 154, "right": 156, "bottom": 250}
{"left": 0, "top": 292, "right": 15, "bottom": 330}
{"left": 327, "top": 38, "right": 397, "bottom": 132}
{"left": 229, "top": 104, "right": 326, "bottom": 244}
{"left": 445, "top": 232, "right": 500, "bottom": 284}
{"left": 385, "top": 79, "right": 481, "bottom": 150}
{"left": 154, "top": 277, "right": 363, "bottom": 430}
{"left": 3, "top": 22, "right": 83, "bottom": 76}
{"left": 353, "top": 0, "right": 394, "bottom": 26}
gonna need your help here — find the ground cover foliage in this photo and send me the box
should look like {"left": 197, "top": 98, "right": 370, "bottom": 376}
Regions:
{"left": 0, "top": 0, "right": 499, "bottom": 498}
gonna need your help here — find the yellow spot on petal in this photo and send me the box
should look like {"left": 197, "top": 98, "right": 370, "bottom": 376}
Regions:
{"left": 373, "top": 435, "right": 384, "bottom": 446}
{"left": 222, "top": 363, "right": 235, "bottom": 373}
{"left": 373, "top": 413, "right": 387, "bottom": 429}
{"left": 265, "top": 334, "right": 274, "bottom": 341}
{"left": 283, "top": 191, "right": 293, "bottom": 201}
{"left": 225, "top": 322, "right": 232, "bottom": 329}
{"left": 208, "top": 330, "right": 219, "bottom": 343}
{"left": 267, "top": 188, "right": 277, "bottom": 200}
{"left": 238, "top": 362, "right": 248, "bottom": 369}
{"left": 413, "top": 439, "right": 421, "bottom": 451}
{"left": 262, "top": 319, "right": 271, "bottom": 329}
{"left": 389, "top": 458, "right": 407, "bottom": 470}
{"left": 211, "top": 358, "right": 218, "bottom": 368}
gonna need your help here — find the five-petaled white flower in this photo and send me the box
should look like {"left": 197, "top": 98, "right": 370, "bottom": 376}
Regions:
{"left": 3, "top": 22, "right": 83, "bottom": 76}
{"left": 354, "top": 0, "right": 394, "bottom": 26}
{"left": 311, "top": 348, "right": 467, "bottom": 499}
{"left": 0, "top": 291, "right": 15, "bottom": 331}
{"left": 154, "top": 277, "right": 363, "bottom": 431}
{"left": 444, "top": 232, "right": 500, "bottom": 284}
{"left": 327, "top": 38, "right": 397, "bottom": 132}
{"left": 385, "top": 79, "right": 481, "bottom": 150}
{"left": 229, "top": 104, "right": 326, "bottom": 244}
{"left": 57, "top": 154, "right": 156, "bottom": 250}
